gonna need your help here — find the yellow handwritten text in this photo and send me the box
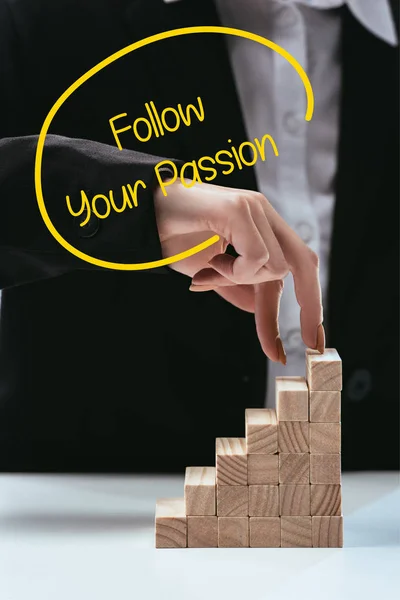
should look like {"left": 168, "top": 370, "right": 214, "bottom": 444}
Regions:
{"left": 35, "top": 26, "right": 314, "bottom": 270}
{"left": 154, "top": 133, "right": 279, "bottom": 196}
{"left": 109, "top": 96, "right": 205, "bottom": 150}
{"left": 66, "top": 180, "right": 146, "bottom": 226}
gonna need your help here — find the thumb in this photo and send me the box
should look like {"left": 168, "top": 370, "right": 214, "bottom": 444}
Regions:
{"left": 191, "top": 254, "right": 237, "bottom": 287}
{"left": 254, "top": 280, "right": 286, "bottom": 364}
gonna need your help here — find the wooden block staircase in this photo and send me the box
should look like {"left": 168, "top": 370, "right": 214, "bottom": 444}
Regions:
{"left": 155, "top": 348, "right": 343, "bottom": 548}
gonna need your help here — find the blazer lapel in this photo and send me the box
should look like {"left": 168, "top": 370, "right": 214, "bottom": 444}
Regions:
{"left": 328, "top": 4, "right": 399, "bottom": 335}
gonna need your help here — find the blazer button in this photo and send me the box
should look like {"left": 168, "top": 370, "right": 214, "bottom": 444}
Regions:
{"left": 74, "top": 209, "right": 100, "bottom": 238}
{"left": 345, "top": 369, "right": 372, "bottom": 401}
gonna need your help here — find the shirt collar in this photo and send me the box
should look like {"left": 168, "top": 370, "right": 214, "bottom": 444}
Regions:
{"left": 279, "top": 0, "right": 398, "bottom": 46}
{"left": 163, "top": 0, "right": 398, "bottom": 46}
{"left": 347, "top": 0, "right": 398, "bottom": 46}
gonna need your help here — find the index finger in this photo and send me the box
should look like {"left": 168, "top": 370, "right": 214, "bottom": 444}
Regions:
{"left": 262, "top": 201, "right": 324, "bottom": 351}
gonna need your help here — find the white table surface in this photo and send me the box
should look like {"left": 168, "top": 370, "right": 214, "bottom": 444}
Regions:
{"left": 0, "top": 471, "right": 399, "bottom": 600}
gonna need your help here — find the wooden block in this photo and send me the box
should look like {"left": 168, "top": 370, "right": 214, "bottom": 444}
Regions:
{"left": 310, "top": 454, "right": 341, "bottom": 484}
{"left": 312, "top": 516, "right": 343, "bottom": 547}
{"left": 281, "top": 516, "right": 312, "bottom": 547}
{"left": 218, "top": 517, "right": 249, "bottom": 547}
{"left": 279, "top": 485, "right": 311, "bottom": 516}
{"left": 184, "top": 466, "right": 216, "bottom": 515}
{"left": 187, "top": 516, "right": 218, "bottom": 547}
{"left": 276, "top": 377, "right": 308, "bottom": 421}
{"left": 216, "top": 438, "right": 247, "bottom": 486}
{"left": 155, "top": 498, "right": 187, "bottom": 548}
{"left": 245, "top": 408, "right": 278, "bottom": 454}
{"left": 278, "top": 421, "right": 309, "bottom": 453}
{"left": 248, "top": 454, "right": 279, "bottom": 485}
{"left": 306, "top": 348, "right": 342, "bottom": 391}
{"left": 279, "top": 453, "right": 310, "bottom": 484}
{"left": 311, "top": 485, "right": 342, "bottom": 516}
{"left": 249, "top": 517, "right": 281, "bottom": 547}
{"left": 249, "top": 485, "right": 279, "bottom": 516}
{"left": 310, "top": 391, "right": 341, "bottom": 422}
{"left": 310, "top": 423, "right": 341, "bottom": 454}
{"left": 217, "top": 485, "right": 248, "bottom": 516}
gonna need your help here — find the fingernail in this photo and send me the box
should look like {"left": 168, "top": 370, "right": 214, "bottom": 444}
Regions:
{"left": 316, "top": 324, "right": 325, "bottom": 353}
{"left": 189, "top": 284, "right": 215, "bottom": 292}
{"left": 276, "top": 337, "right": 287, "bottom": 365}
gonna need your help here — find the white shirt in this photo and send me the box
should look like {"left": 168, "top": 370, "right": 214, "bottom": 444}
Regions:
{"left": 211, "top": 0, "right": 397, "bottom": 408}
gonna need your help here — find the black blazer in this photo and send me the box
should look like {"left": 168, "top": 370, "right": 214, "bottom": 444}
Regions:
{"left": 0, "top": 0, "right": 398, "bottom": 472}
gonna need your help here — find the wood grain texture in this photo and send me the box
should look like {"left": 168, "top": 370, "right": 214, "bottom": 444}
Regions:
{"left": 278, "top": 421, "right": 309, "bottom": 453}
{"left": 217, "top": 485, "right": 249, "bottom": 517}
{"left": 248, "top": 454, "right": 279, "bottom": 485}
{"left": 184, "top": 466, "right": 216, "bottom": 516}
{"left": 310, "top": 423, "right": 341, "bottom": 454}
{"left": 279, "top": 453, "right": 310, "bottom": 484}
{"left": 310, "top": 454, "right": 341, "bottom": 484}
{"left": 249, "top": 517, "right": 281, "bottom": 547}
{"left": 246, "top": 408, "right": 278, "bottom": 454}
{"left": 306, "top": 348, "right": 342, "bottom": 391}
{"left": 249, "top": 485, "right": 279, "bottom": 517}
{"left": 309, "top": 391, "right": 341, "bottom": 422}
{"left": 276, "top": 377, "right": 309, "bottom": 421}
{"left": 311, "top": 485, "right": 342, "bottom": 516}
{"left": 216, "top": 438, "right": 247, "bottom": 486}
{"left": 187, "top": 516, "right": 218, "bottom": 548}
{"left": 155, "top": 498, "right": 187, "bottom": 548}
{"left": 281, "top": 516, "right": 312, "bottom": 548}
{"left": 279, "top": 485, "right": 311, "bottom": 516}
{"left": 312, "top": 516, "right": 343, "bottom": 547}
{"left": 218, "top": 517, "right": 249, "bottom": 547}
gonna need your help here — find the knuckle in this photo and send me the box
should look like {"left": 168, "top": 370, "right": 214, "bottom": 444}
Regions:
{"left": 307, "top": 249, "right": 319, "bottom": 268}
{"left": 248, "top": 191, "right": 267, "bottom": 212}
{"left": 229, "top": 269, "right": 244, "bottom": 285}
{"left": 231, "top": 194, "right": 249, "bottom": 213}
{"left": 253, "top": 191, "right": 269, "bottom": 209}
{"left": 275, "top": 266, "right": 289, "bottom": 280}
{"left": 253, "top": 191, "right": 266, "bottom": 205}
{"left": 266, "top": 257, "right": 289, "bottom": 280}
{"left": 233, "top": 262, "right": 255, "bottom": 284}
{"left": 254, "top": 250, "right": 270, "bottom": 265}
{"left": 253, "top": 247, "right": 270, "bottom": 267}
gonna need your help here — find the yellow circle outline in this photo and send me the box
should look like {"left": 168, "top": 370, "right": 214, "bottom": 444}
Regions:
{"left": 34, "top": 26, "right": 314, "bottom": 271}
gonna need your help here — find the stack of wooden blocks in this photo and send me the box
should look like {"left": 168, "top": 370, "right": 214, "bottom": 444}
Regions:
{"left": 155, "top": 348, "right": 343, "bottom": 548}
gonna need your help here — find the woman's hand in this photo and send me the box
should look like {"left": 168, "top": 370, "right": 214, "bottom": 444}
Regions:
{"left": 154, "top": 179, "right": 324, "bottom": 363}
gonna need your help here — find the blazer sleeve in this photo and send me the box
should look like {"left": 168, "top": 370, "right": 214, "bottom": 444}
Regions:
{"left": 0, "top": 134, "right": 180, "bottom": 289}
{"left": 0, "top": 0, "right": 181, "bottom": 290}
